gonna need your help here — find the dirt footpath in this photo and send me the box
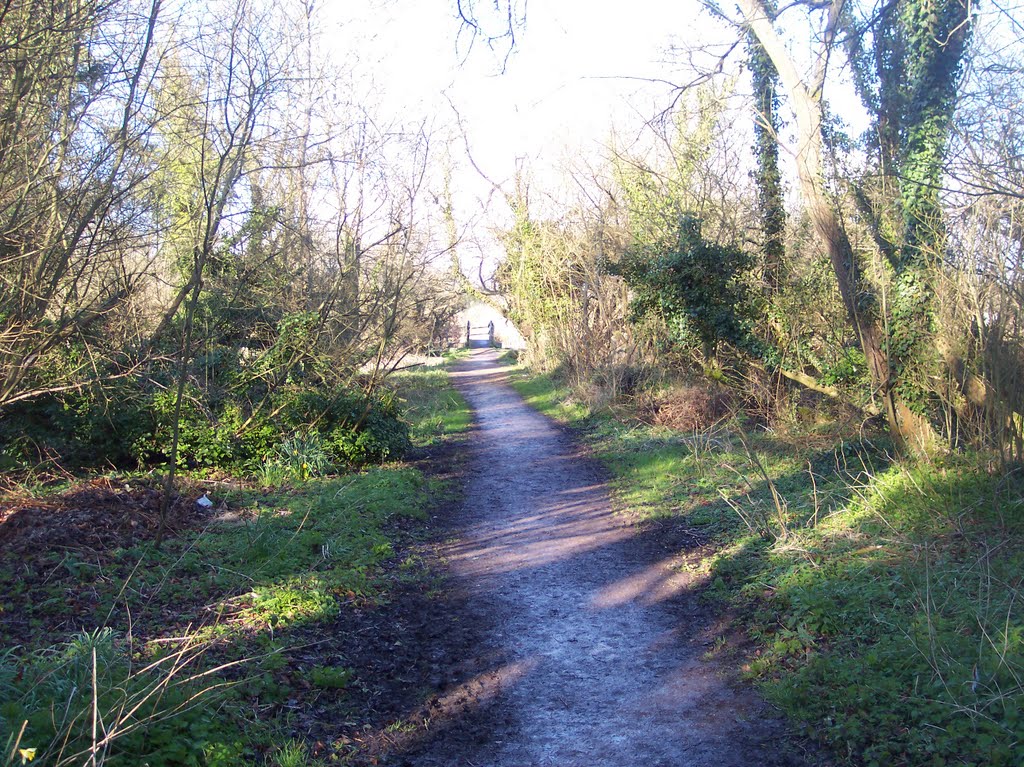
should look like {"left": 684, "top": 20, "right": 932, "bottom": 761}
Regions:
{"left": 410, "top": 350, "right": 815, "bottom": 766}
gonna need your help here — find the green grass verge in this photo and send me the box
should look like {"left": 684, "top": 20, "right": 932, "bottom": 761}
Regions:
{"left": 504, "top": 368, "right": 589, "bottom": 424}
{"left": 0, "top": 362, "right": 473, "bottom": 767}
{"left": 507, "top": 367, "right": 1024, "bottom": 767}
{"left": 393, "top": 363, "right": 472, "bottom": 447}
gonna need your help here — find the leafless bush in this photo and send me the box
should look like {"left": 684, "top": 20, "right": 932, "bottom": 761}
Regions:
{"left": 637, "top": 382, "right": 735, "bottom": 431}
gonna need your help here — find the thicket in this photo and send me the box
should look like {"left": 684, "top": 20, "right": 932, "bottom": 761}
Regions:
{"left": 495, "top": 1, "right": 1024, "bottom": 464}
{"left": 0, "top": 376, "right": 409, "bottom": 473}
{"left": 0, "top": 0, "right": 464, "bottom": 483}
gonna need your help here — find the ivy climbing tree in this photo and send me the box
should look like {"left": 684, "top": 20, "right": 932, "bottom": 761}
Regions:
{"left": 747, "top": 12, "right": 786, "bottom": 295}
{"left": 735, "top": 0, "right": 975, "bottom": 454}
{"left": 848, "top": 0, "right": 975, "bottom": 421}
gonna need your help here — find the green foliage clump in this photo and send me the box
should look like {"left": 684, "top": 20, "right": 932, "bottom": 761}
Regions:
{"left": 134, "top": 385, "right": 242, "bottom": 469}
{"left": 818, "top": 346, "right": 868, "bottom": 387}
{"left": 0, "top": 376, "right": 412, "bottom": 475}
{"left": 141, "top": 383, "right": 404, "bottom": 472}
{"left": 308, "top": 665, "right": 354, "bottom": 690}
{"left": 249, "top": 580, "right": 339, "bottom": 629}
{"left": 270, "top": 740, "right": 325, "bottom": 767}
{"left": 0, "top": 382, "right": 153, "bottom": 471}
{"left": 273, "top": 433, "right": 332, "bottom": 481}
{"left": 320, "top": 391, "right": 411, "bottom": 466}
{"left": 609, "top": 214, "right": 753, "bottom": 359}
{"left": 0, "top": 306, "right": 415, "bottom": 476}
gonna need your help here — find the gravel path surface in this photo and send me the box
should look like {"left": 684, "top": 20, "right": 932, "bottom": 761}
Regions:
{"left": 412, "top": 349, "right": 812, "bottom": 766}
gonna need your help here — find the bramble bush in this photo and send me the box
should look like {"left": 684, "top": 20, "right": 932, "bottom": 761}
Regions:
{"left": 0, "top": 378, "right": 410, "bottom": 475}
{"left": 134, "top": 383, "right": 410, "bottom": 472}
{"left": 0, "top": 382, "right": 152, "bottom": 471}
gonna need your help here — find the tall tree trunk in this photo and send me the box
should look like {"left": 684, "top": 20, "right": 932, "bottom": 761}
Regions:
{"left": 738, "top": 0, "right": 936, "bottom": 453}
{"left": 748, "top": 28, "right": 785, "bottom": 294}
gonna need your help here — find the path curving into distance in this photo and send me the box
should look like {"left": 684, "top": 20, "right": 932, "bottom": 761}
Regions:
{"left": 413, "top": 349, "right": 812, "bottom": 767}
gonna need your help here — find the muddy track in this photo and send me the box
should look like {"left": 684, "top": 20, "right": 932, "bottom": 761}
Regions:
{"left": 407, "top": 350, "right": 816, "bottom": 766}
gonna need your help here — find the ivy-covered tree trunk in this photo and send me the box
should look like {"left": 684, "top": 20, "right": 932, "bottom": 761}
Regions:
{"left": 739, "top": 0, "right": 975, "bottom": 455}
{"left": 737, "top": 0, "right": 934, "bottom": 453}
{"left": 747, "top": 27, "right": 785, "bottom": 294}
{"left": 879, "top": 0, "right": 974, "bottom": 434}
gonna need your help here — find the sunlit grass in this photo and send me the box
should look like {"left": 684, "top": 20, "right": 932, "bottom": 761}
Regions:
{"left": 509, "top": 365, "right": 1024, "bottom": 766}
{"left": 505, "top": 369, "right": 590, "bottom": 424}
{"left": 393, "top": 366, "right": 472, "bottom": 446}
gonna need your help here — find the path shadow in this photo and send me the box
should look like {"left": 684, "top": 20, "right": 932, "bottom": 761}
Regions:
{"left": 382, "top": 349, "right": 821, "bottom": 767}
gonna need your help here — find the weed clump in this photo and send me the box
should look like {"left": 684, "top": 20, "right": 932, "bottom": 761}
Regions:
{"left": 0, "top": 628, "right": 242, "bottom": 766}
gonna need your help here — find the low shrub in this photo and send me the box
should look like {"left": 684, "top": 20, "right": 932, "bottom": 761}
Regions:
{"left": 639, "top": 382, "right": 734, "bottom": 431}
{"left": 264, "top": 385, "right": 409, "bottom": 466}
{"left": 327, "top": 408, "right": 410, "bottom": 465}
{"left": 0, "top": 379, "right": 410, "bottom": 475}
{"left": 133, "top": 385, "right": 243, "bottom": 469}
{"left": 0, "top": 383, "right": 153, "bottom": 471}
{"left": 0, "top": 349, "right": 414, "bottom": 478}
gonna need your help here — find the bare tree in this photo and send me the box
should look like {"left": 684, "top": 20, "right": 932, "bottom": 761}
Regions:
{"left": 0, "top": 0, "right": 164, "bottom": 409}
{"left": 152, "top": 0, "right": 285, "bottom": 540}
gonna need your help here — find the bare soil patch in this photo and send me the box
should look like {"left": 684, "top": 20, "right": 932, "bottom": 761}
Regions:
{"left": 0, "top": 477, "right": 205, "bottom": 555}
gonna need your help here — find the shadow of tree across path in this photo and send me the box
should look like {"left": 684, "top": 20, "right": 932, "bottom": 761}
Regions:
{"left": 389, "top": 349, "right": 815, "bottom": 767}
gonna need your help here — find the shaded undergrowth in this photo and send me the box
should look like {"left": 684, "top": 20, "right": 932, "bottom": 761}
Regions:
{"left": 0, "top": 361, "right": 472, "bottom": 766}
{"left": 508, "top": 366, "right": 1024, "bottom": 767}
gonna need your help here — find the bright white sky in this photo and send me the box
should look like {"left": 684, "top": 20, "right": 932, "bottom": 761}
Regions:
{"left": 315, "top": 0, "right": 1022, "bottom": 264}
{"left": 322, "top": 0, "right": 724, "bottom": 194}
{"left": 313, "top": 0, "right": 736, "bottom": 275}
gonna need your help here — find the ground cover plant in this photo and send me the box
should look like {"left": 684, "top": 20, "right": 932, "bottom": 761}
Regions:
{"left": 505, "top": 362, "right": 1024, "bottom": 767}
{"left": 0, "top": 361, "right": 471, "bottom": 766}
